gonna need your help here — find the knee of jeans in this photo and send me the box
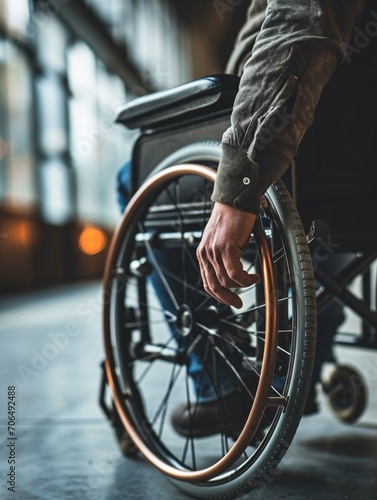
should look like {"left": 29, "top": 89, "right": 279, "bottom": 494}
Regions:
{"left": 188, "top": 354, "right": 204, "bottom": 376}
{"left": 116, "top": 160, "right": 132, "bottom": 211}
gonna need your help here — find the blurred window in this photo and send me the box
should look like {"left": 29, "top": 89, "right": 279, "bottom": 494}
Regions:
{"left": 36, "top": 76, "right": 68, "bottom": 156}
{"left": 32, "top": 15, "right": 72, "bottom": 223}
{"left": 0, "top": 0, "right": 30, "bottom": 37}
{"left": 68, "top": 42, "right": 131, "bottom": 227}
{"left": 39, "top": 160, "right": 75, "bottom": 225}
{"left": 0, "top": 43, "right": 36, "bottom": 208}
{"left": 36, "top": 17, "right": 66, "bottom": 74}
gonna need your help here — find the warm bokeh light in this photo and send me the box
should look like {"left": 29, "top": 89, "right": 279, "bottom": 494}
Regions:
{"left": 5, "top": 219, "right": 36, "bottom": 246}
{"left": 78, "top": 226, "right": 107, "bottom": 255}
{"left": 18, "top": 221, "right": 31, "bottom": 245}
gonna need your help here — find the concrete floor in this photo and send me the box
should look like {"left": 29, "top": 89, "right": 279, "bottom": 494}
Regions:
{"left": 0, "top": 282, "right": 376, "bottom": 500}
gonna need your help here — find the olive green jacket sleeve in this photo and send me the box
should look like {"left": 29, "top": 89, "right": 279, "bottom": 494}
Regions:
{"left": 211, "top": 0, "right": 365, "bottom": 214}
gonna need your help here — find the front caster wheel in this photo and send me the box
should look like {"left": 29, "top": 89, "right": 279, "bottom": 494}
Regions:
{"left": 323, "top": 365, "right": 367, "bottom": 424}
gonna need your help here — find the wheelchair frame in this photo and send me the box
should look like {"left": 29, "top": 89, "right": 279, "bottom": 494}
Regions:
{"left": 99, "top": 74, "right": 375, "bottom": 497}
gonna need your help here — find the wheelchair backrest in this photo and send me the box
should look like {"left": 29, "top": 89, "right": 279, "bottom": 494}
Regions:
{"left": 296, "top": 25, "right": 377, "bottom": 244}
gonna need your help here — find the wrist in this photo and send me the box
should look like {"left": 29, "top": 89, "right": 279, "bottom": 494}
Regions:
{"left": 212, "top": 201, "right": 257, "bottom": 224}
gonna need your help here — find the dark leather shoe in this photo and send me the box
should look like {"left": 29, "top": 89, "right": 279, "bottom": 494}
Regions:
{"left": 171, "top": 376, "right": 276, "bottom": 440}
{"left": 171, "top": 389, "right": 252, "bottom": 438}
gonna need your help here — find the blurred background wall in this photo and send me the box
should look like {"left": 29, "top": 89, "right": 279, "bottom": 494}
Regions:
{"left": 0, "top": 0, "right": 249, "bottom": 294}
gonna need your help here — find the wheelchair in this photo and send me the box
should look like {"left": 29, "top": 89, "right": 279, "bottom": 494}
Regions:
{"left": 99, "top": 73, "right": 376, "bottom": 498}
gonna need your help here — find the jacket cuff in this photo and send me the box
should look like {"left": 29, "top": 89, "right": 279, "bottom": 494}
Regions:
{"left": 211, "top": 143, "right": 290, "bottom": 214}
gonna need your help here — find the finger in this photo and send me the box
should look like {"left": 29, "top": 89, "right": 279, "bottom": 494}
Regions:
{"left": 201, "top": 263, "right": 243, "bottom": 309}
{"left": 197, "top": 249, "right": 228, "bottom": 303}
{"left": 211, "top": 252, "right": 244, "bottom": 289}
{"left": 197, "top": 246, "right": 257, "bottom": 307}
{"left": 219, "top": 250, "right": 261, "bottom": 288}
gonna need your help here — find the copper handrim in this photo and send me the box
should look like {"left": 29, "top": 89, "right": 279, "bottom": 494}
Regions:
{"left": 103, "top": 164, "right": 278, "bottom": 483}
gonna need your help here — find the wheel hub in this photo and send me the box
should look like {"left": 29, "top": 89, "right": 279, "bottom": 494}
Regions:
{"left": 176, "top": 305, "right": 222, "bottom": 337}
{"left": 195, "top": 305, "right": 220, "bottom": 329}
{"left": 176, "top": 305, "right": 194, "bottom": 336}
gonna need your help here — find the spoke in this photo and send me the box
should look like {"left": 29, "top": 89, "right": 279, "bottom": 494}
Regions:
{"left": 273, "top": 249, "right": 286, "bottom": 265}
{"left": 218, "top": 318, "right": 292, "bottom": 357}
{"left": 275, "top": 296, "right": 292, "bottom": 306}
{"left": 225, "top": 296, "right": 292, "bottom": 320}
{"left": 197, "top": 340, "right": 242, "bottom": 442}
{"left": 229, "top": 328, "right": 293, "bottom": 335}
{"left": 193, "top": 293, "right": 214, "bottom": 313}
{"left": 133, "top": 334, "right": 177, "bottom": 381}
{"left": 197, "top": 321, "right": 285, "bottom": 401}
{"left": 225, "top": 302, "right": 266, "bottom": 320}
{"left": 138, "top": 221, "right": 180, "bottom": 310}
{"left": 124, "top": 318, "right": 175, "bottom": 329}
{"left": 150, "top": 307, "right": 177, "bottom": 321}
{"left": 180, "top": 335, "right": 239, "bottom": 463}
{"left": 190, "top": 337, "right": 211, "bottom": 400}
{"left": 152, "top": 361, "right": 183, "bottom": 427}
{"left": 213, "top": 344, "right": 277, "bottom": 427}
{"left": 212, "top": 334, "right": 282, "bottom": 404}
{"left": 164, "top": 183, "right": 201, "bottom": 276}
{"left": 181, "top": 338, "right": 211, "bottom": 467}
{"left": 186, "top": 333, "right": 204, "bottom": 356}
{"left": 184, "top": 364, "right": 196, "bottom": 470}
{"left": 151, "top": 334, "right": 204, "bottom": 429}
{"left": 138, "top": 222, "right": 179, "bottom": 309}
{"left": 195, "top": 323, "right": 257, "bottom": 402}
{"left": 157, "top": 363, "right": 179, "bottom": 438}
{"left": 126, "top": 296, "right": 177, "bottom": 321}
{"left": 269, "top": 385, "right": 284, "bottom": 398}
{"left": 211, "top": 341, "right": 229, "bottom": 456}
{"left": 196, "top": 321, "right": 257, "bottom": 373}
{"left": 212, "top": 345, "right": 257, "bottom": 402}
{"left": 174, "top": 180, "right": 188, "bottom": 304}
{"left": 160, "top": 265, "right": 209, "bottom": 301}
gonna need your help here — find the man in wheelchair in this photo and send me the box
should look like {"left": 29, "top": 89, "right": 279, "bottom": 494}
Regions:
{"left": 116, "top": 0, "right": 371, "bottom": 440}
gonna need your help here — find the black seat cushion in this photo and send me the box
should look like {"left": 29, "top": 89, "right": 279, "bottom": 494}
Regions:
{"left": 116, "top": 74, "right": 239, "bottom": 129}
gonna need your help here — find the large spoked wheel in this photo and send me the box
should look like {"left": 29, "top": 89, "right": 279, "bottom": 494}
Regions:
{"left": 103, "top": 143, "right": 316, "bottom": 499}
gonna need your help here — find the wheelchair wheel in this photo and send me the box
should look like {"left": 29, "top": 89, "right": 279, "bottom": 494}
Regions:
{"left": 323, "top": 365, "right": 367, "bottom": 423}
{"left": 103, "top": 143, "right": 316, "bottom": 499}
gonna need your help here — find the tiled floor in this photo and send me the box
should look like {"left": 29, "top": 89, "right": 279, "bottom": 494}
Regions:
{"left": 0, "top": 282, "right": 376, "bottom": 499}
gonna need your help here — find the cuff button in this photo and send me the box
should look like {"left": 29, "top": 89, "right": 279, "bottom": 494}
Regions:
{"left": 243, "top": 177, "right": 251, "bottom": 185}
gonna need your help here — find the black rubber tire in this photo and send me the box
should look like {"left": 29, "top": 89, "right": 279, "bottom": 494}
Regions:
{"left": 323, "top": 365, "right": 367, "bottom": 424}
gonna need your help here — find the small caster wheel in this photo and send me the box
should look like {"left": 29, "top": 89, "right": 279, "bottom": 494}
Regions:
{"left": 112, "top": 403, "right": 138, "bottom": 458}
{"left": 322, "top": 365, "right": 367, "bottom": 423}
